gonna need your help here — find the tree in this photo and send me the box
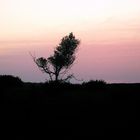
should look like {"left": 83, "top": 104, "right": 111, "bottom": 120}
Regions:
{"left": 32, "top": 33, "right": 80, "bottom": 82}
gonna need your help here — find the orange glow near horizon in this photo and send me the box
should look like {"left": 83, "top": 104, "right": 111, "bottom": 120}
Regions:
{"left": 0, "top": 0, "right": 140, "bottom": 82}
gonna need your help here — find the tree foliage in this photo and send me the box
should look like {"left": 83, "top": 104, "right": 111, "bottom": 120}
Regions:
{"left": 32, "top": 33, "right": 80, "bottom": 82}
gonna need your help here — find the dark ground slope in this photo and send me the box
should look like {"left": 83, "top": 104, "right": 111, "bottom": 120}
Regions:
{"left": 1, "top": 81, "right": 140, "bottom": 139}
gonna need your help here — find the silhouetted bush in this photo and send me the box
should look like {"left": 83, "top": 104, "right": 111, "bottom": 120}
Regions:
{"left": 43, "top": 80, "right": 75, "bottom": 90}
{"left": 0, "top": 75, "right": 23, "bottom": 87}
{"left": 82, "top": 80, "right": 107, "bottom": 88}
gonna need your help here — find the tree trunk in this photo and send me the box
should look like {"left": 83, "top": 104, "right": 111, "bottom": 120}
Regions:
{"left": 55, "top": 73, "right": 59, "bottom": 82}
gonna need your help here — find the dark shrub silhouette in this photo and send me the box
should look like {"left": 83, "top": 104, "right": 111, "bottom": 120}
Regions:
{"left": 82, "top": 80, "right": 107, "bottom": 88}
{"left": 0, "top": 75, "right": 23, "bottom": 87}
{"left": 32, "top": 33, "right": 80, "bottom": 82}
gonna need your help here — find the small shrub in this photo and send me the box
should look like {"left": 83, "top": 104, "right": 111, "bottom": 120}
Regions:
{"left": 82, "top": 80, "right": 107, "bottom": 88}
{"left": 0, "top": 75, "right": 23, "bottom": 87}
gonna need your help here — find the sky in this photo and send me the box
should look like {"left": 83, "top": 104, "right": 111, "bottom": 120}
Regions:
{"left": 0, "top": 0, "right": 140, "bottom": 83}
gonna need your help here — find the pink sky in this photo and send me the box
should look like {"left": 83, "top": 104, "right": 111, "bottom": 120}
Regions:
{"left": 0, "top": 0, "right": 140, "bottom": 82}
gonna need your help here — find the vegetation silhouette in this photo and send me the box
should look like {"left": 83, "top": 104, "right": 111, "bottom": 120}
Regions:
{"left": 32, "top": 32, "right": 80, "bottom": 83}
{"left": 0, "top": 75, "right": 23, "bottom": 88}
{"left": 0, "top": 75, "right": 140, "bottom": 138}
{"left": 82, "top": 80, "right": 106, "bottom": 88}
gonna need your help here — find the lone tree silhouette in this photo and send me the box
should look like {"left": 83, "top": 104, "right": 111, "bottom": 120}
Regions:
{"left": 32, "top": 33, "right": 80, "bottom": 82}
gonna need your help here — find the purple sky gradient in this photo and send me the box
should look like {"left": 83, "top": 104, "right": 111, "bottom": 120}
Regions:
{"left": 0, "top": 0, "right": 140, "bottom": 82}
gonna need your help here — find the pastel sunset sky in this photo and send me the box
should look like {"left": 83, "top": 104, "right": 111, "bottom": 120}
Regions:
{"left": 0, "top": 0, "right": 140, "bottom": 83}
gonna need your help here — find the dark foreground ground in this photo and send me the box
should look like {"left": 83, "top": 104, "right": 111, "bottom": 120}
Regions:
{"left": 1, "top": 79, "right": 140, "bottom": 139}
